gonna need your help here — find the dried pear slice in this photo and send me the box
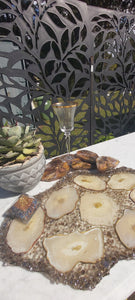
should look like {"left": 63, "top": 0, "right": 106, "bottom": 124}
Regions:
{"left": 129, "top": 188, "right": 135, "bottom": 202}
{"left": 80, "top": 192, "right": 118, "bottom": 226}
{"left": 76, "top": 150, "right": 98, "bottom": 163}
{"left": 96, "top": 156, "right": 119, "bottom": 172}
{"left": 116, "top": 209, "right": 135, "bottom": 248}
{"left": 43, "top": 228, "right": 104, "bottom": 272}
{"left": 74, "top": 174, "right": 106, "bottom": 191}
{"left": 71, "top": 157, "right": 91, "bottom": 170}
{"left": 6, "top": 207, "right": 45, "bottom": 254}
{"left": 108, "top": 173, "right": 135, "bottom": 190}
{"left": 45, "top": 185, "right": 78, "bottom": 219}
{"left": 41, "top": 158, "right": 70, "bottom": 181}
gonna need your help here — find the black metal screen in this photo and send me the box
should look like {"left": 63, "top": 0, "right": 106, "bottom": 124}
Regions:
{"left": 0, "top": 0, "right": 134, "bottom": 157}
{"left": 90, "top": 6, "right": 135, "bottom": 143}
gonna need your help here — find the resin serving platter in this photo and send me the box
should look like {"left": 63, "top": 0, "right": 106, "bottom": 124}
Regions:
{"left": 0, "top": 167, "right": 135, "bottom": 290}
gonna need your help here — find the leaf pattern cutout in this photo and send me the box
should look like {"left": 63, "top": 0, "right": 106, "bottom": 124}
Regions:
{"left": 67, "top": 58, "right": 83, "bottom": 71}
{"left": 41, "top": 23, "right": 58, "bottom": 42}
{"left": 56, "top": 6, "right": 76, "bottom": 24}
{"left": 67, "top": 4, "right": 82, "bottom": 21}
{"left": 61, "top": 29, "right": 69, "bottom": 53}
{"left": 40, "top": 42, "right": 51, "bottom": 59}
{"left": 52, "top": 73, "right": 66, "bottom": 84}
{"left": 71, "top": 27, "right": 80, "bottom": 47}
{"left": 47, "top": 12, "right": 66, "bottom": 28}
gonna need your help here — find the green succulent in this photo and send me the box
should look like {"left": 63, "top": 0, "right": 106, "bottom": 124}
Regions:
{"left": 0, "top": 125, "right": 41, "bottom": 166}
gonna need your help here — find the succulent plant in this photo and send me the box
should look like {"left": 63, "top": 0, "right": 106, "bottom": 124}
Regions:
{"left": 0, "top": 125, "right": 41, "bottom": 166}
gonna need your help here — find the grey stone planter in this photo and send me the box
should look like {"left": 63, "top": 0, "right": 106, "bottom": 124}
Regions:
{"left": 0, "top": 144, "right": 46, "bottom": 193}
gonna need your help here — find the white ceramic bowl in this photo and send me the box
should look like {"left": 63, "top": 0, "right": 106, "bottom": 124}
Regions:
{"left": 0, "top": 144, "right": 46, "bottom": 193}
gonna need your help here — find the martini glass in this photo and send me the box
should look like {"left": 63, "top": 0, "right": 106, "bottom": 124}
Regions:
{"left": 52, "top": 101, "right": 77, "bottom": 156}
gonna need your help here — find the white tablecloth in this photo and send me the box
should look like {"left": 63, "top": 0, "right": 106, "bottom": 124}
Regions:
{"left": 0, "top": 132, "right": 135, "bottom": 300}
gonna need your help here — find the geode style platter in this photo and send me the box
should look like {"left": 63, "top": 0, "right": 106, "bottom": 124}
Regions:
{"left": 0, "top": 167, "right": 135, "bottom": 290}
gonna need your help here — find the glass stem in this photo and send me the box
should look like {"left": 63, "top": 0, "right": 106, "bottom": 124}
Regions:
{"left": 65, "top": 132, "right": 70, "bottom": 154}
